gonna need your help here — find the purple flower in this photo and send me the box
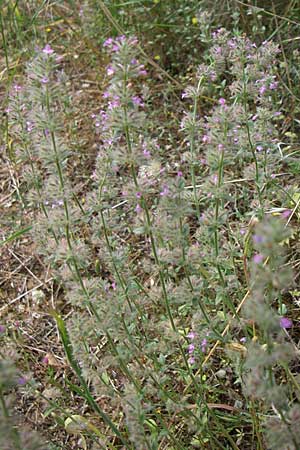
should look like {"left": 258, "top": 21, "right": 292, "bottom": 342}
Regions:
{"left": 187, "top": 331, "right": 196, "bottom": 340}
{"left": 14, "top": 84, "right": 22, "bottom": 92}
{"left": 253, "top": 253, "right": 264, "bottom": 264}
{"left": 188, "top": 344, "right": 195, "bottom": 354}
{"left": 259, "top": 85, "right": 267, "bottom": 95}
{"left": 136, "top": 192, "right": 142, "bottom": 199}
{"left": 201, "top": 338, "right": 208, "bottom": 353}
{"left": 138, "top": 69, "right": 147, "bottom": 76}
{"left": 41, "top": 76, "right": 49, "bottom": 84}
{"left": 177, "top": 170, "right": 183, "bottom": 178}
{"left": 281, "top": 209, "right": 291, "bottom": 218}
{"left": 253, "top": 234, "right": 264, "bottom": 244}
{"left": 143, "top": 149, "right": 151, "bottom": 158}
{"left": 279, "top": 317, "right": 293, "bottom": 329}
{"left": 103, "top": 37, "right": 113, "bottom": 47}
{"left": 219, "top": 98, "right": 226, "bottom": 106}
{"left": 17, "top": 376, "right": 27, "bottom": 385}
{"left": 108, "top": 97, "right": 120, "bottom": 110}
{"left": 106, "top": 65, "right": 115, "bottom": 76}
{"left": 26, "top": 121, "right": 34, "bottom": 132}
{"left": 135, "top": 204, "right": 142, "bottom": 214}
{"left": 160, "top": 186, "right": 169, "bottom": 197}
{"left": 0, "top": 325, "right": 5, "bottom": 333}
{"left": 42, "top": 44, "right": 54, "bottom": 55}
{"left": 279, "top": 317, "right": 292, "bottom": 329}
{"left": 132, "top": 96, "right": 144, "bottom": 107}
{"left": 188, "top": 356, "right": 195, "bottom": 365}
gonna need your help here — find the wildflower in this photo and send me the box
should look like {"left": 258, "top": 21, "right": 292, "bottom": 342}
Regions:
{"left": 177, "top": 171, "right": 183, "bottom": 178}
{"left": 188, "top": 356, "right": 195, "bottom": 365}
{"left": 138, "top": 68, "right": 147, "bottom": 76}
{"left": 160, "top": 186, "right": 169, "bottom": 197}
{"left": 17, "top": 376, "right": 27, "bottom": 385}
{"left": 281, "top": 209, "right": 291, "bottom": 218}
{"left": 187, "top": 331, "right": 196, "bottom": 340}
{"left": 42, "top": 44, "right": 54, "bottom": 55}
{"left": 253, "top": 253, "right": 264, "bottom": 264}
{"left": 219, "top": 98, "right": 226, "bottom": 106}
{"left": 253, "top": 234, "right": 265, "bottom": 244}
{"left": 26, "top": 121, "right": 34, "bottom": 132}
{"left": 103, "top": 37, "right": 113, "bottom": 47}
{"left": 201, "top": 338, "right": 208, "bottom": 353}
{"left": 132, "top": 96, "right": 144, "bottom": 107}
{"left": 279, "top": 317, "right": 292, "bottom": 329}
{"left": 188, "top": 344, "right": 195, "bottom": 354}
{"left": 259, "top": 85, "right": 267, "bottom": 95}
{"left": 135, "top": 204, "right": 142, "bottom": 214}
{"left": 136, "top": 192, "right": 142, "bottom": 199}
{"left": 41, "top": 76, "right": 49, "bottom": 84}
{"left": 0, "top": 325, "right": 5, "bottom": 333}
{"left": 106, "top": 65, "right": 115, "bottom": 76}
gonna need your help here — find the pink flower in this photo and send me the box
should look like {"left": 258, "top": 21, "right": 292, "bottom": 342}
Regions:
{"left": 17, "top": 376, "right": 27, "bottom": 385}
{"left": 187, "top": 331, "right": 196, "bottom": 340}
{"left": 259, "top": 85, "right": 267, "bottom": 95}
{"left": 219, "top": 98, "right": 226, "bottom": 106}
{"left": 42, "top": 44, "right": 54, "bottom": 54}
{"left": 201, "top": 338, "right": 208, "bottom": 353}
{"left": 132, "top": 96, "right": 144, "bottom": 107}
{"left": 103, "top": 37, "right": 113, "bottom": 47}
{"left": 188, "top": 344, "right": 195, "bottom": 354}
{"left": 135, "top": 204, "right": 142, "bottom": 214}
{"left": 253, "top": 253, "right": 264, "bottom": 264}
{"left": 281, "top": 209, "right": 291, "bottom": 218}
{"left": 106, "top": 65, "right": 115, "bottom": 76}
{"left": 160, "top": 186, "right": 169, "bottom": 197}
{"left": 279, "top": 317, "right": 292, "bottom": 329}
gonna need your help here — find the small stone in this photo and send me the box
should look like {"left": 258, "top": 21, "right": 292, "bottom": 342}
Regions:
{"left": 215, "top": 369, "right": 227, "bottom": 379}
